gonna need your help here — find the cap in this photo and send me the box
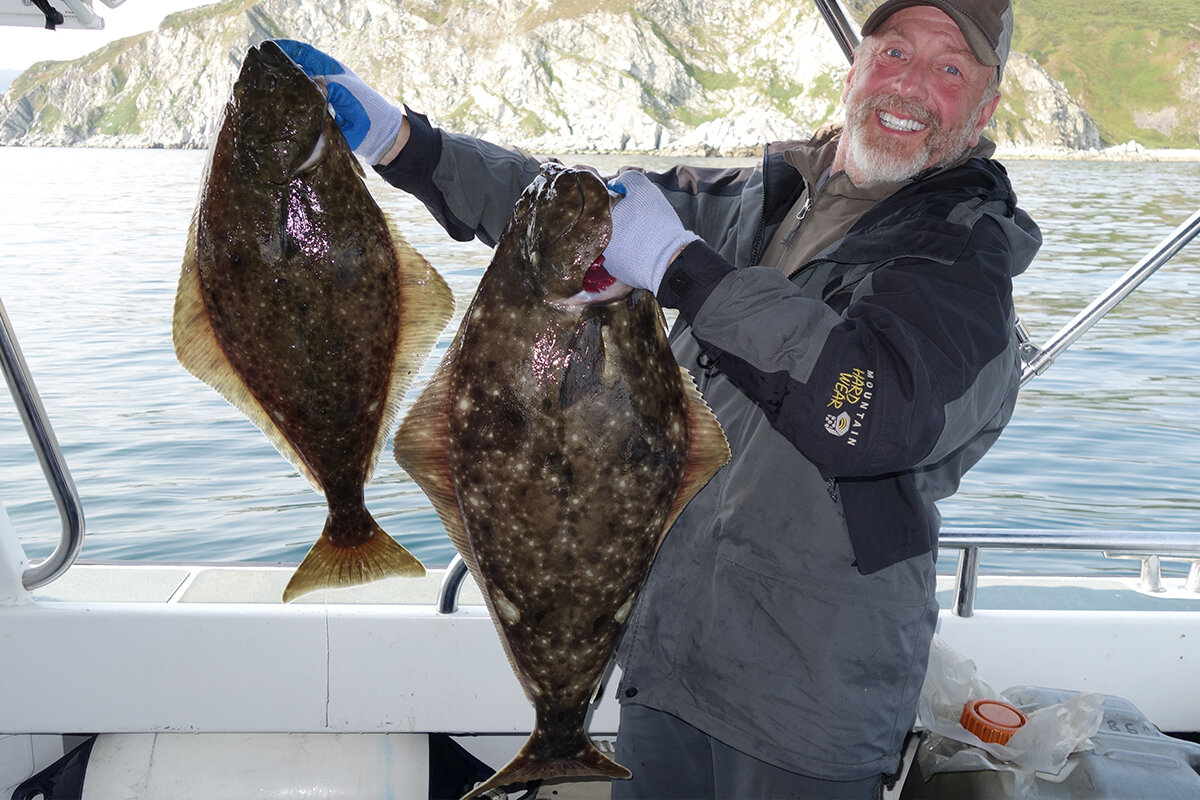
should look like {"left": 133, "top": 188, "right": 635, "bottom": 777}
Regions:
{"left": 960, "top": 699, "right": 1028, "bottom": 745}
{"left": 860, "top": 0, "right": 1013, "bottom": 78}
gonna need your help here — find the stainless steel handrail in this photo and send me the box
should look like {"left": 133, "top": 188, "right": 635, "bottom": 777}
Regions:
{"left": 813, "top": 0, "right": 860, "bottom": 63}
{"left": 1020, "top": 207, "right": 1200, "bottom": 386}
{"left": 940, "top": 527, "right": 1200, "bottom": 617}
{"left": 0, "top": 296, "right": 85, "bottom": 590}
{"left": 437, "top": 554, "right": 470, "bottom": 614}
{"left": 435, "top": 529, "right": 1200, "bottom": 616}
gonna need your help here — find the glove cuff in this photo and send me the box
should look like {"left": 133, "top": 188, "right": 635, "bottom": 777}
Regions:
{"left": 358, "top": 97, "right": 407, "bottom": 165}
{"left": 648, "top": 230, "right": 701, "bottom": 294}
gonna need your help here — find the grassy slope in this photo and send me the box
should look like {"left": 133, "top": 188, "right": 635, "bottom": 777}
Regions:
{"left": 1012, "top": 0, "right": 1200, "bottom": 147}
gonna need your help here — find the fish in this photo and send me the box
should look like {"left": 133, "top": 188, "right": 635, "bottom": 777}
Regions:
{"left": 393, "top": 162, "right": 730, "bottom": 798}
{"left": 172, "top": 41, "right": 454, "bottom": 603}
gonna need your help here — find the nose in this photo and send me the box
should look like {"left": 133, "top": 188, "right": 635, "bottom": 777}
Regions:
{"left": 891, "top": 63, "right": 927, "bottom": 100}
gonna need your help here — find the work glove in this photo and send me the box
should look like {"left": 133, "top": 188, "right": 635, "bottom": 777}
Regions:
{"left": 273, "top": 39, "right": 406, "bottom": 165}
{"left": 603, "top": 171, "right": 700, "bottom": 295}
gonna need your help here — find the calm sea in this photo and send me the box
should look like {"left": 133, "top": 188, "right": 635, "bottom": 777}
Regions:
{"left": 1, "top": 147, "right": 1198, "bottom": 577}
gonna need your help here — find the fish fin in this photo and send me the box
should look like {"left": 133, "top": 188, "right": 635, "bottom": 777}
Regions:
{"left": 282, "top": 515, "right": 425, "bottom": 602}
{"left": 461, "top": 738, "right": 630, "bottom": 800}
{"left": 395, "top": 339, "right": 537, "bottom": 695}
{"left": 662, "top": 366, "right": 730, "bottom": 536}
{"left": 172, "top": 220, "right": 321, "bottom": 489}
{"left": 393, "top": 334, "right": 474, "bottom": 560}
{"left": 394, "top": 337, "right": 525, "bottom": 678}
{"left": 369, "top": 227, "right": 455, "bottom": 479}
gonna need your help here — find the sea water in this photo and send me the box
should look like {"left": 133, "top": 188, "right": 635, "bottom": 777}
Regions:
{"left": 0, "top": 147, "right": 1197, "bottom": 575}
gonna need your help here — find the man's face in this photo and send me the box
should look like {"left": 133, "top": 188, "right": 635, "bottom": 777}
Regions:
{"left": 834, "top": 6, "right": 1001, "bottom": 185}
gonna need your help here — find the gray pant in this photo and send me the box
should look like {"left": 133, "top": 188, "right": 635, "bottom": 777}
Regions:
{"left": 611, "top": 703, "right": 884, "bottom": 800}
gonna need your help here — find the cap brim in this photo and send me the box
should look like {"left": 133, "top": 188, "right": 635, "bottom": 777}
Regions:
{"left": 860, "top": 0, "right": 1000, "bottom": 67}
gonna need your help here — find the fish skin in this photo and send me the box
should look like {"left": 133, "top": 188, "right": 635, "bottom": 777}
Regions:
{"left": 394, "top": 163, "right": 730, "bottom": 798}
{"left": 173, "top": 41, "right": 454, "bottom": 602}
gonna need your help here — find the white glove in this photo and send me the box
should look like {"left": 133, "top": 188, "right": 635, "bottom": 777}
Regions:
{"left": 602, "top": 171, "right": 700, "bottom": 294}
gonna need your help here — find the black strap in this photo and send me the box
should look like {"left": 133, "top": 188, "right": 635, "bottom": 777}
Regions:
{"left": 32, "top": 0, "right": 65, "bottom": 30}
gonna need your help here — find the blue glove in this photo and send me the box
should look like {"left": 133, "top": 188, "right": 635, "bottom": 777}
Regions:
{"left": 273, "top": 39, "right": 406, "bottom": 165}
{"left": 603, "top": 171, "right": 700, "bottom": 295}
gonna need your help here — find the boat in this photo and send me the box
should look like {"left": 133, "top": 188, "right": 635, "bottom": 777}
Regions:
{"left": 0, "top": 0, "right": 122, "bottom": 32}
{"left": 2, "top": 2, "right": 1200, "bottom": 798}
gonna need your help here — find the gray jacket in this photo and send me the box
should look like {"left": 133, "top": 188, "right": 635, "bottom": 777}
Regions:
{"left": 377, "top": 111, "right": 1042, "bottom": 781}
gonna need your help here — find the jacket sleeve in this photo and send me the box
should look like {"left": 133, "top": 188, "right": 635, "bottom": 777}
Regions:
{"left": 659, "top": 215, "right": 1019, "bottom": 478}
{"left": 373, "top": 108, "right": 545, "bottom": 247}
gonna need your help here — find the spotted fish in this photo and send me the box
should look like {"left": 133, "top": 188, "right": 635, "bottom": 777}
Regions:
{"left": 394, "top": 163, "right": 730, "bottom": 797}
{"left": 173, "top": 41, "right": 454, "bottom": 602}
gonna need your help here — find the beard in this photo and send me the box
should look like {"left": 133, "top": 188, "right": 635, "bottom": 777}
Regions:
{"left": 840, "top": 86, "right": 980, "bottom": 185}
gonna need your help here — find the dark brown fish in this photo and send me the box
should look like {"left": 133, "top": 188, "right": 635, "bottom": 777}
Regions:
{"left": 173, "top": 41, "right": 454, "bottom": 602}
{"left": 394, "top": 163, "right": 729, "bottom": 797}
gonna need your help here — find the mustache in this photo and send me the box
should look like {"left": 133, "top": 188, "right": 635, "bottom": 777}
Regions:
{"left": 856, "top": 94, "right": 941, "bottom": 135}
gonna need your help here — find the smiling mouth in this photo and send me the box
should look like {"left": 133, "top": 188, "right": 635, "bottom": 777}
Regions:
{"left": 877, "top": 109, "right": 928, "bottom": 133}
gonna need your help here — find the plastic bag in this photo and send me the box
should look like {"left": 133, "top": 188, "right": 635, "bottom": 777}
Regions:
{"left": 915, "top": 634, "right": 1103, "bottom": 799}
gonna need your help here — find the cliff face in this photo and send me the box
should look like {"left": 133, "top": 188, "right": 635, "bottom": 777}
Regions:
{"left": 0, "top": 0, "right": 1109, "bottom": 153}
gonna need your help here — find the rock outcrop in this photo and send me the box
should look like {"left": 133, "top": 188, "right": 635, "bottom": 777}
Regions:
{"left": 0, "top": 0, "right": 1104, "bottom": 154}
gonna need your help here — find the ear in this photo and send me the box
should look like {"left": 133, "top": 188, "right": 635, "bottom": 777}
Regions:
{"left": 968, "top": 91, "right": 1002, "bottom": 146}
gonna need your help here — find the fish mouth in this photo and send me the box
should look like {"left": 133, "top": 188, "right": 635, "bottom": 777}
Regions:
{"left": 292, "top": 132, "right": 326, "bottom": 174}
{"left": 549, "top": 255, "right": 632, "bottom": 313}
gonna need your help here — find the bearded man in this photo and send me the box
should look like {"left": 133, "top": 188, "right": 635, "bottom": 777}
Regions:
{"left": 279, "top": 0, "right": 1041, "bottom": 796}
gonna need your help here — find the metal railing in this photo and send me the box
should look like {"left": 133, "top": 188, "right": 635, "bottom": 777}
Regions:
{"left": 0, "top": 296, "right": 85, "bottom": 590}
{"left": 436, "top": 532, "right": 1200, "bottom": 618}
{"left": 438, "top": 554, "right": 470, "bottom": 614}
{"left": 813, "top": 0, "right": 860, "bottom": 62}
{"left": 940, "top": 528, "right": 1200, "bottom": 617}
{"left": 1019, "top": 207, "right": 1200, "bottom": 385}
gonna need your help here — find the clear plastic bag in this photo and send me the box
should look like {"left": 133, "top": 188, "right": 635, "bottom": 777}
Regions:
{"left": 915, "top": 634, "right": 1104, "bottom": 799}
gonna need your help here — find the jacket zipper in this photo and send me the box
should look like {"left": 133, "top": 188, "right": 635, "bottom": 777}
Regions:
{"left": 748, "top": 143, "right": 773, "bottom": 266}
{"left": 777, "top": 194, "right": 812, "bottom": 249}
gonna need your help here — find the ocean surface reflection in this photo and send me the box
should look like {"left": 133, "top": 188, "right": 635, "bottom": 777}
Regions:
{"left": 0, "top": 148, "right": 1197, "bottom": 576}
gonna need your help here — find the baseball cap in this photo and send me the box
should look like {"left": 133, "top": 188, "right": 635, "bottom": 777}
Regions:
{"left": 860, "top": 0, "right": 1013, "bottom": 78}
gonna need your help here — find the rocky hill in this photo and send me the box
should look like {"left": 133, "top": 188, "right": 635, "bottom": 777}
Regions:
{"left": 0, "top": 0, "right": 1188, "bottom": 155}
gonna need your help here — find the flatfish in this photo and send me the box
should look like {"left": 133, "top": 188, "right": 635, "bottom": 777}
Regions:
{"left": 394, "top": 163, "right": 729, "bottom": 797}
{"left": 173, "top": 41, "right": 454, "bottom": 602}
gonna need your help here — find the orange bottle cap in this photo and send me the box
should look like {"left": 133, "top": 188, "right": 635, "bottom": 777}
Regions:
{"left": 960, "top": 699, "right": 1028, "bottom": 745}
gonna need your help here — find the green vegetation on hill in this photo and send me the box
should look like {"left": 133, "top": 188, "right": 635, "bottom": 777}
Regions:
{"left": 1013, "top": 0, "right": 1200, "bottom": 148}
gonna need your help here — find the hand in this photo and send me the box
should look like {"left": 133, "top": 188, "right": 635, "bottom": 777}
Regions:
{"left": 273, "top": 39, "right": 406, "bottom": 165}
{"left": 602, "top": 171, "right": 700, "bottom": 294}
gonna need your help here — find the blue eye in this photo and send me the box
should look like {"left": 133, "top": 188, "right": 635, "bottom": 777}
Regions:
{"left": 945, "top": 65, "right": 962, "bottom": 76}
{"left": 886, "top": 47, "right": 903, "bottom": 58}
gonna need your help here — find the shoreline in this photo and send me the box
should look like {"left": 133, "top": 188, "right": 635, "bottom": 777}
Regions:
{"left": 994, "top": 144, "right": 1200, "bottom": 163}
{"left": 3, "top": 142, "right": 1200, "bottom": 163}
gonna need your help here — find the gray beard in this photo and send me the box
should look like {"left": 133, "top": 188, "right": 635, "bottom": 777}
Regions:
{"left": 840, "top": 92, "right": 977, "bottom": 185}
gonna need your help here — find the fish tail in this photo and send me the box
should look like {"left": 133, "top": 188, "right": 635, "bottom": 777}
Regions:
{"left": 282, "top": 517, "right": 425, "bottom": 602}
{"left": 460, "top": 737, "right": 630, "bottom": 800}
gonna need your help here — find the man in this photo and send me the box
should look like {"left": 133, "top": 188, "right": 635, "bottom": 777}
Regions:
{"left": 279, "top": 0, "right": 1040, "bottom": 796}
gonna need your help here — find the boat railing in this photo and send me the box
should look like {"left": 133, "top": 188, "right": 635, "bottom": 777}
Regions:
{"left": 435, "top": 533, "right": 1200, "bottom": 616}
{"left": 1017, "top": 206, "right": 1200, "bottom": 386}
{"left": 941, "top": 528, "right": 1200, "bottom": 617}
{"left": 0, "top": 295, "right": 85, "bottom": 591}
